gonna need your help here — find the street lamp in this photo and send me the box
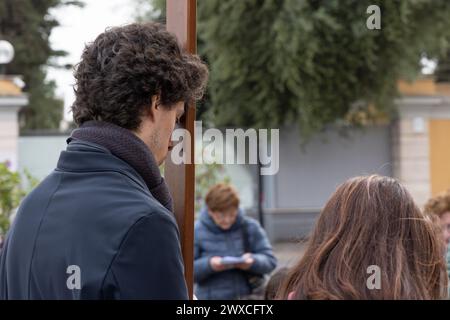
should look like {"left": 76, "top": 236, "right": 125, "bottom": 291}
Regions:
{"left": 0, "top": 40, "right": 15, "bottom": 74}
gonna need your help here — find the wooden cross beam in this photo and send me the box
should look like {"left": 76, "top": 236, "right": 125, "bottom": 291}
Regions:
{"left": 165, "top": 0, "right": 197, "bottom": 300}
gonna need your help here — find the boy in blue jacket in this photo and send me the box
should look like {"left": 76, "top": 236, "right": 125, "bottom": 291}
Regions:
{"left": 194, "top": 183, "right": 277, "bottom": 300}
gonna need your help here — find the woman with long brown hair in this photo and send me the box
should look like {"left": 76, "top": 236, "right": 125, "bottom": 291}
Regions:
{"left": 278, "top": 175, "right": 448, "bottom": 300}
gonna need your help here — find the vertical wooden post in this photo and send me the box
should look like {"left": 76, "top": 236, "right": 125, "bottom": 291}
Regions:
{"left": 165, "top": 0, "right": 196, "bottom": 300}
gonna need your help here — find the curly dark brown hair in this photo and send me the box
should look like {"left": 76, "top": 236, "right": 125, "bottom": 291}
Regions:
{"left": 424, "top": 189, "right": 450, "bottom": 218}
{"left": 71, "top": 22, "right": 208, "bottom": 130}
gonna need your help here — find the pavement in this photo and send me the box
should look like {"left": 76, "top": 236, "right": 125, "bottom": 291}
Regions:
{"left": 271, "top": 240, "right": 307, "bottom": 269}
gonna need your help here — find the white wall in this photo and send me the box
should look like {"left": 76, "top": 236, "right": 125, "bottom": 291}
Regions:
{"left": 0, "top": 106, "right": 20, "bottom": 170}
{"left": 18, "top": 135, "right": 69, "bottom": 180}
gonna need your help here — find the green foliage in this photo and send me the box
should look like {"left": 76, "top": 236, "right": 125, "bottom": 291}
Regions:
{"left": 0, "top": 0, "right": 84, "bottom": 130}
{"left": 198, "top": 0, "right": 450, "bottom": 138}
{"left": 135, "top": 0, "right": 165, "bottom": 22}
{"left": 0, "top": 162, "right": 38, "bottom": 235}
{"left": 436, "top": 50, "right": 450, "bottom": 82}
{"left": 140, "top": 0, "right": 450, "bottom": 139}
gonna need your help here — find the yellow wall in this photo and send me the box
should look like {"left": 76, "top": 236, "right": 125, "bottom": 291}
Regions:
{"left": 398, "top": 78, "right": 436, "bottom": 96}
{"left": 0, "top": 78, "right": 22, "bottom": 96}
{"left": 430, "top": 119, "right": 450, "bottom": 195}
{"left": 398, "top": 78, "right": 450, "bottom": 96}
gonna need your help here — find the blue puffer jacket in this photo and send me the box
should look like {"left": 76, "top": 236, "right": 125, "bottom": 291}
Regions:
{"left": 194, "top": 208, "right": 277, "bottom": 300}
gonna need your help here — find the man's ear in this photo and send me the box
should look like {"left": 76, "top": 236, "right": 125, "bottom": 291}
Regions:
{"left": 147, "top": 94, "right": 160, "bottom": 122}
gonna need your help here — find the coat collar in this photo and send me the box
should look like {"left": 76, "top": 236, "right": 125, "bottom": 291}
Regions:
{"left": 57, "top": 138, "right": 148, "bottom": 192}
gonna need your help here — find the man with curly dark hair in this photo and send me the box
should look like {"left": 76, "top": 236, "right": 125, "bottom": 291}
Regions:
{"left": 0, "top": 22, "right": 208, "bottom": 299}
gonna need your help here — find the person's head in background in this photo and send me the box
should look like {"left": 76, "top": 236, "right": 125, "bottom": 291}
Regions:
{"left": 424, "top": 190, "right": 450, "bottom": 250}
{"left": 205, "top": 183, "right": 240, "bottom": 230}
{"left": 277, "top": 175, "right": 447, "bottom": 300}
{"left": 71, "top": 23, "right": 208, "bottom": 165}
{"left": 264, "top": 267, "right": 289, "bottom": 300}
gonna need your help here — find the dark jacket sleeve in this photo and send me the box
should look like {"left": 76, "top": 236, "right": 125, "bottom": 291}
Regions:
{"left": 102, "top": 212, "right": 188, "bottom": 300}
{"left": 247, "top": 219, "right": 277, "bottom": 275}
{"left": 193, "top": 227, "right": 214, "bottom": 283}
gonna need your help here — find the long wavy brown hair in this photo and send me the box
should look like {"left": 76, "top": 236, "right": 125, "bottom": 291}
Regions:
{"left": 277, "top": 175, "right": 448, "bottom": 300}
